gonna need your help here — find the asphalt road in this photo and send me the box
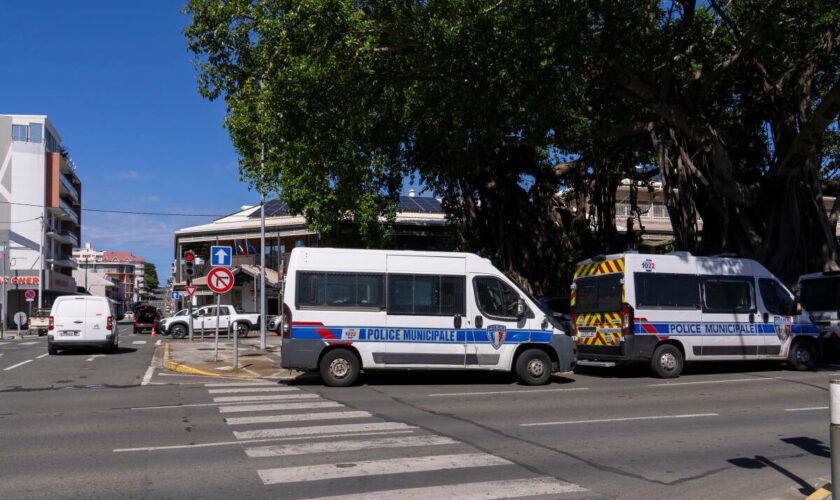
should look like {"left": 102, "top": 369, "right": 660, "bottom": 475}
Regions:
{"left": 0, "top": 329, "right": 836, "bottom": 499}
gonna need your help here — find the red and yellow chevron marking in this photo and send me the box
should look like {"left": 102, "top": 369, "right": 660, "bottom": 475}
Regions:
{"left": 571, "top": 258, "right": 625, "bottom": 307}
{"left": 574, "top": 312, "right": 623, "bottom": 346}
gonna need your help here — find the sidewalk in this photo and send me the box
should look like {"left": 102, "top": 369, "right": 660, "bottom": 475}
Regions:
{"left": 160, "top": 333, "right": 304, "bottom": 380}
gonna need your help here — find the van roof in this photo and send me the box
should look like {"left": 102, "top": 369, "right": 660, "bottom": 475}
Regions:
{"left": 290, "top": 247, "right": 490, "bottom": 261}
{"left": 576, "top": 252, "right": 758, "bottom": 268}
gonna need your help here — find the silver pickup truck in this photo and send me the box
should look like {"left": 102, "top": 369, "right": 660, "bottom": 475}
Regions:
{"left": 159, "top": 305, "right": 260, "bottom": 339}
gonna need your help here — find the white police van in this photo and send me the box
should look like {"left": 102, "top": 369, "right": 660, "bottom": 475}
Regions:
{"left": 572, "top": 252, "right": 820, "bottom": 378}
{"left": 280, "top": 247, "right": 577, "bottom": 386}
{"left": 797, "top": 271, "right": 840, "bottom": 352}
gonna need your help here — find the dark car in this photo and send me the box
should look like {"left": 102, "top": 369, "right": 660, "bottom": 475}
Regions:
{"left": 133, "top": 305, "right": 160, "bottom": 334}
{"left": 538, "top": 296, "right": 572, "bottom": 333}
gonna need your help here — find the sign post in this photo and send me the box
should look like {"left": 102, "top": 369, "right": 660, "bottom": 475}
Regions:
{"left": 185, "top": 285, "right": 197, "bottom": 342}
{"left": 207, "top": 267, "right": 235, "bottom": 367}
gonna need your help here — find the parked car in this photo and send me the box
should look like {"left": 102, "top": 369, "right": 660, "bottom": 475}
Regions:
{"left": 160, "top": 305, "right": 260, "bottom": 339}
{"left": 133, "top": 305, "right": 160, "bottom": 334}
{"left": 48, "top": 296, "right": 119, "bottom": 354}
{"left": 156, "top": 309, "right": 189, "bottom": 335}
{"left": 537, "top": 296, "right": 572, "bottom": 334}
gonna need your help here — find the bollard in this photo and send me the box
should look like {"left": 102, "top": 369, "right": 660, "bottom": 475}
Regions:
{"left": 831, "top": 376, "right": 840, "bottom": 489}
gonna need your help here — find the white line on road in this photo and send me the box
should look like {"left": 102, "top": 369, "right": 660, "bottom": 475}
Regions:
{"left": 155, "top": 339, "right": 162, "bottom": 346}
{"left": 19, "top": 341, "right": 39, "bottom": 345}
{"left": 297, "top": 477, "right": 587, "bottom": 500}
{"left": 85, "top": 355, "right": 105, "bottom": 362}
{"left": 428, "top": 387, "right": 589, "bottom": 397}
{"left": 522, "top": 413, "right": 719, "bottom": 427}
{"left": 245, "top": 434, "right": 458, "bottom": 458}
{"left": 649, "top": 377, "right": 774, "bottom": 387}
{"left": 207, "top": 386, "right": 299, "bottom": 394}
{"left": 258, "top": 453, "right": 510, "bottom": 485}
{"left": 4, "top": 359, "right": 33, "bottom": 370}
{"left": 785, "top": 406, "right": 828, "bottom": 412}
{"left": 218, "top": 401, "right": 343, "bottom": 413}
{"left": 234, "top": 422, "right": 415, "bottom": 440}
{"left": 36, "top": 353, "right": 48, "bottom": 359}
{"left": 226, "top": 410, "right": 372, "bottom": 426}
{"left": 141, "top": 365, "right": 155, "bottom": 386}
{"left": 131, "top": 398, "right": 322, "bottom": 410}
{"left": 132, "top": 341, "right": 147, "bottom": 345}
{"left": 113, "top": 429, "right": 414, "bottom": 453}
{"left": 213, "top": 394, "right": 317, "bottom": 403}
{"left": 205, "top": 381, "right": 279, "bottom": 387}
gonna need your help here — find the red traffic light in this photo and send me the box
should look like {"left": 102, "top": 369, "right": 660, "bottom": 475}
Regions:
{"left": 184, "top": 252, "right": 195, "bottom": 261}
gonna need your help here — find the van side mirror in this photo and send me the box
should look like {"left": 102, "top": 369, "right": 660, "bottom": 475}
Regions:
{"left": 515, "top": 299, "right": 525, "bottom": 318}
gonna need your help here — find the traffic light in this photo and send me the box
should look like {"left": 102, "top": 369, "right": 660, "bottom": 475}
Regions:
{"left": 184, "top": 251, "right": 196, "bottom": 278}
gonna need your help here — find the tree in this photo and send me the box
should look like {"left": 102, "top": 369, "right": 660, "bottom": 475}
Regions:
{"left": 144, "top": 263, "right": 159, "bottom": 289}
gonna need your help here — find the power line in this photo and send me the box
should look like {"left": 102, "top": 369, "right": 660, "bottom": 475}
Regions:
{"left": 0, "top": 200, "right": 226, "bottom": 217}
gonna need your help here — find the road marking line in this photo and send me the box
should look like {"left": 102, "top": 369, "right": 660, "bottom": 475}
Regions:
{"left": 522, "top": 412, "right": 719, "bottom": 427}
{"left": 113, "top": 430, "right": 414, "bottom": 453}
{"left": 85, "top": 355, "right": 105, "bottom": 362}
{"left": 218, "top": 401, "right": 343, "bottom": 413}
{"left": 4, "top": 359, "right": 33, "bottom": 370}
{"left": 130, "top": 397, "right": 321, "bottom": 410}
{"left": 235, "top": 422, "right": 415, "bottom": 440}
{"left": 19, "top": 341, "right": 39, "bottom": 345}
{"left": 213, "top": 394, "right": 318, "bottom": 403}
{"left": 296, "top": 477, "right": 587, "bottom": 500}
{"left": 649, "top": 378, "right": 772, "bottom": 387}
{"left": 0, "top": 353, "right": 4, "bottom": 357}
{"left": 258, "top": 453, "right": 510, "bottom": 485}
{"left": 155, "top": 339, "right": 162, "bottom": 346}
{"left": 245, "top": 434, "right": 458, "bottom": 458}
{"left": 207, "top": 386, "right": 299, "bottom": 394}
{"left": 226, "top": 410, "right": 372, "bottom": 426}
{"left": 785, "top": 406, "right": 828, "bottom": 412}
{"left": 428, "top": 387, "right": 589, "bottom": 397}
{"left": 36, "top": 353, "right": 48, "bottom": 359}
{"left": 205, "top": 381, "right": 278, "bottom": 387}
{"left": 132, "top": 341, "right": 147, "bottom": 345}
{"left": 141, "top": 365, "right": 155, "bottom": 386}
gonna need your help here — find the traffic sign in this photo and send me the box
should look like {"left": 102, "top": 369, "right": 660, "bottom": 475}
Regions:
{"left": 207, "top": 267, "right": 235, "bottom": 294}
{"left": 210, "top": 246, "right": 232, "bottom": 267}
{"left": 185, "top": 286, "right": 198, "bottom": 296}
{"left": 170, "top": 291, "right": 180, "bottom": 300}
{"left": 24, "top": 290, "right": 36, "bottom": 301}
{"left": 14, "top": 311, "right": 26, "bottom": 327}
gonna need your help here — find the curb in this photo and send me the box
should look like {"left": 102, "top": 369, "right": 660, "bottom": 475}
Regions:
{"left": 807, "top": 483, "right": 832, "bottom": 500}
{"left": 162, "top": 342, "right": 301, "bottom": 381}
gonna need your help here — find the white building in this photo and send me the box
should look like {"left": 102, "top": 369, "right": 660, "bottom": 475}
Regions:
{"left": 0, "top": 114, "right": 80, "bottom": 324}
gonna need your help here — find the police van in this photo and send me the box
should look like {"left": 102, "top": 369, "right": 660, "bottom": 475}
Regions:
{"left": 571, "top": 252, "right": 820, "bottom": 378}
{"left": 280, "top": 247, "right": 577, "bottom": 386}
{"left": 797, "top": 271, "right": 840, "bottom": 352}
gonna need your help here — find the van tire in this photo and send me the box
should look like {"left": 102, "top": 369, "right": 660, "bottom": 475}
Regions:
{"left": 171, "top": 324, "right": 187, "bottom": 339}
{"left": 788, "top": 340, "right": 817, "bottom": 371}
{"left": 515, "top": 349, "right": 552, "bottom": 385}
{"left": 319, "top": 349, "right": 360, "bottom": 387}
{"left": 48, "top": 344, "right": 58, "bottom": 355}
{"left": 651, "top": 344, "right": 683, "bottom": 378}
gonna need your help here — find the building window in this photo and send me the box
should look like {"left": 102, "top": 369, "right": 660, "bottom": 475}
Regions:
{"left": 615, "top": 202, "right": 630, "bottom": 217}
{"left": 12, "top": 125, "right": 27, "bottom": 142}
{"left": 29, "top": 123, "right": 42, "bottom": 143}
{"left": 652, "top": 202, "right": 669, "bottom": 219}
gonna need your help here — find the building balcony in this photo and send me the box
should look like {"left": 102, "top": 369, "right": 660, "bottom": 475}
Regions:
{"left": 47, "top": 256, "right": 78, "bottom": 270}
{"left": 58, "top": 198, "right": 79, "bottom": 225}
{"left": 59, "top": 172, "right": 80, "bottom": 205}
{"left": 46, "top": 228, "right": 79, "bottom": 247}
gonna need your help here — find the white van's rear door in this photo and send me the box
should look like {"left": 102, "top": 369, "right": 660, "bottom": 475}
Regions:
{"left": 84, "top": 299, "right": 110, "bottom": 341}
{"left": 54, "top": 298, "right": 86, "bottom": 339}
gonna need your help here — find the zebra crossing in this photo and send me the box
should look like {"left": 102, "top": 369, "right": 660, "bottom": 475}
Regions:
{"left": 205, "top": 381, "right": 588, "bottom": 499}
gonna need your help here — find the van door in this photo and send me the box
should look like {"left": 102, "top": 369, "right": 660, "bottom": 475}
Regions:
{"left": 700, "top": 276, "right": 759, "bottom": 358}
{"left": 469, "top": 275, "right": 531, "bottom": 367}
{"left": 385, "top": 255, "right": 467, "bottom": 367}
{"left": 757, "top": 277, "right": 796, "bottom": 357}
{"left": 84, "top": 299, "right": 110, "bottom": 340}
{"left": 54, "top": 298, "right": 86, "bottom": 339}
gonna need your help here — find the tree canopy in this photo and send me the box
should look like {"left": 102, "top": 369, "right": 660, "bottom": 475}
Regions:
{"left": 185, "top": 0, "right": 840, "bottom": 291}
{"left": 144, "top": 262, "right": 159, "bottom": 289}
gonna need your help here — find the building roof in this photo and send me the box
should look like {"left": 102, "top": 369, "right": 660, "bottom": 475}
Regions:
{"left": 101, "top": 251, "right": 145, "bottom": 263}
{"left": 244, "top": 196, "right": 442, "bottom": 219}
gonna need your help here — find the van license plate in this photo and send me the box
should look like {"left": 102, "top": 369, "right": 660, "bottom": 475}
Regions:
{"left": 61, "top": 330, "right": 80, "bottom": 336}
{"left": 578, "top": 328, "right": 596, "bottom": 338}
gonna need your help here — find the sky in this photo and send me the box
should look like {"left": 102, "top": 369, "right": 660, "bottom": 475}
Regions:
{"left": 0, "top": 2, "right": 289, "bottom": 283}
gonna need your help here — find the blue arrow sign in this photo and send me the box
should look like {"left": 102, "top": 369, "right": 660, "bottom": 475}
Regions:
{"left": 210, "top": 246, "right": 232, "bottom": 267}
{"left": 170, "top": 291, "right": 179, "bottom": 299}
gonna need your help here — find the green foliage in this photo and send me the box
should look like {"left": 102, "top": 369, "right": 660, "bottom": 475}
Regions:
{"left": 144, "top": 262, "right": 159, "bottom": 289}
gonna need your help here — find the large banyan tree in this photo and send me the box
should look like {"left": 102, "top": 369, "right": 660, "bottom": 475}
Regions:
{"left": 184, "top": 0, "right": 840, "bottom": 290}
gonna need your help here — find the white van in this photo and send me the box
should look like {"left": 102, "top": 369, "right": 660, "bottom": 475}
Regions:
{"left": 572, "top": 252, "right": 820, "bottom": 378}
{"left": 280, "top": 247, "right": 577, "bottom": 386}
{"left": 797, "top": 271, "right": 840, "bottom": 352}
{"left": 48, "top": 295, "right": 119, "bottom": 355}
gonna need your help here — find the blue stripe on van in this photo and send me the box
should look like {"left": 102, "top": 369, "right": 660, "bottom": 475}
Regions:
{"left": 633, "top": 320, "right": 816, "bottom": 336}
{"left": 291, "top": 326, "right": 554, "bottom": 344}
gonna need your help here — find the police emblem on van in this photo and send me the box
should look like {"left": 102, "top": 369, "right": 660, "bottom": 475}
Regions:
{"left": 487, "top": 324, "right": 506, "bottom": 350}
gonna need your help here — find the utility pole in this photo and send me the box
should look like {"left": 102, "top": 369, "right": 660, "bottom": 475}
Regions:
{"left": 260, "top": 143, "right": 266, "bottom": 350}
{"left": 38, "top": 216, "right": 44, "bottom": 310}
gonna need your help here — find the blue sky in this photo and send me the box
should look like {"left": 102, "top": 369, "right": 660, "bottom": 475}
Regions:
{"left": 0, "top": 2, "right": 353, "bottom": 283}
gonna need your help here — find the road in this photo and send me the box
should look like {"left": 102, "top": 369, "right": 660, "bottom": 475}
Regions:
{"left": 0, "top": 328, "right": 835, "bottom": 499}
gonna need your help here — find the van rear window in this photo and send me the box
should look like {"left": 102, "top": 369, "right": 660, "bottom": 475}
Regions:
{"left": 800, "top": 277, "right": 840, "bottom": 311}
{"left": 574, "top": 274, "right": 622, "bottom": 313}
{"left": 634, "top": 273, "right": 700, "bottom": 309}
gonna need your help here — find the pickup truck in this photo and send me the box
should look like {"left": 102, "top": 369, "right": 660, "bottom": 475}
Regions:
{"left": 29, "top": 309, "right": 51, "bottom": 336}
{"left": 160, "top": 305, "right": 260, "bottom": 339}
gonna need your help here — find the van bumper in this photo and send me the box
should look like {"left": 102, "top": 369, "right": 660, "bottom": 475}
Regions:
{"left": 577, "top": 334, "right": 659, "bottom": 362}
{"left": 280, "top": 338, "right": 325, "bottom": 370}
{"left": 550, "top": 333, "right": 577, "bottom": 372}
{"left": 48, "top": 333, "right": 115, "bottom": 349}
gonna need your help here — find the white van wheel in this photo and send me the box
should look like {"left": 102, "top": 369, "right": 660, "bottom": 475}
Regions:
{"left": 320, "top": 349, "right": 360, "bottom": 387}
{"left": 515, "top": 349, "right": 552, "bottom": 385}
{"left": 788, "top": 340, "right": 817, "bottom": 371}
{"left": 651, "top": 344, "right": 683, "bottom": 378}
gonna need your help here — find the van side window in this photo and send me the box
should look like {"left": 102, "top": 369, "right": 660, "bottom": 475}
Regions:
{"left": 800, "top": 277, "right": 840, "bottom": 311}
{"left": 474, "top": 276, "right": 520, "bottom": 319}
{"left": 297, "top": 272, "right": 385, "bottom": 309}
{"left": 701, "top": 277, "right": 754, "bottom": 313}
{"left": 759, "top": 278, "right": 795, "bottom": 316}
{"left": 387, "top": 275, "right": 466, "bottom": 316}
{"left": 634, "top": 273, "right": 700, "bottom": 309}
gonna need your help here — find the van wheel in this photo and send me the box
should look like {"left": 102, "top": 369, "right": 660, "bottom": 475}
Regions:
{"left": 319, "top": 349, "right": 360, "bottom": 387}
{"left": 788, "top": 340, "right": 817, "bottom": 371}
{"left": 515, "top": 349, "right": 552, "bottom": 385}
{"left": 651, "top": 344, "right": 683, "bottom": 378}
{"left": 171, "top": 325, "right": 186, "bottom": 339}
{"left": 48, "top": 344, "right": 58, "bottom": 355}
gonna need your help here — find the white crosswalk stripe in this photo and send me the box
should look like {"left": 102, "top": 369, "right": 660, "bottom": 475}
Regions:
{"left": 234, "top": 422, "right": 415, "bottom": 440}
{"left": 213, "top": 394, "right": 319, "bottom": 403}
{"left": 19, "top": 341, "right": 38, "bottom": 345}
{"left": 205, "top": 381, "right": 279, "bottom": 387}
{"left": 225, "top": 410, "right": 371, "bottom": 425}
{"left": 218, "top": 401, "right": 343, "bottom": 413}
{"left": 245, "top": 434, "right": 459, "bottom": 458}
{"left": 208, "top": 386, "right": 298, "bottom": 394}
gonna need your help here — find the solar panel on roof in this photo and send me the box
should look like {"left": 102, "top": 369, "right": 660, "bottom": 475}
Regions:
{"left": 250, "top": 199, "right": 290, "bottom": 218}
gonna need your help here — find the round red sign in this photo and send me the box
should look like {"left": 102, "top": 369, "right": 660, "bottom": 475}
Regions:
{"left": 207, "top": 267, "right": 235, "bottom": 294}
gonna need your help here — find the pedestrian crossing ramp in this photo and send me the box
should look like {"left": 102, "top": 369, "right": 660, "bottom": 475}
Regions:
{"left": 206, "top": 381, "right": 588, "bottom": 499}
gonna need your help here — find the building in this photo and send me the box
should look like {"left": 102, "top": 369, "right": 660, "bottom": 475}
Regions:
{"left": 71, "top": 269, "right": 124, "bottom": 304}
{"left": 0, "top": 114, "right": 81, "bottom": 324}
{"left": 72, "top": 243, "right": 146, "bottom": 304}
{"left": 171, "top": 193, "right": 449, "bottom": 314}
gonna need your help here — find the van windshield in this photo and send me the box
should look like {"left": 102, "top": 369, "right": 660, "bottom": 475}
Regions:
{"left": 800, "top": 277, "right": 840, "bottom": 311}
{"left": 574, "top": 273, "right": 623, "bottom": 313}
